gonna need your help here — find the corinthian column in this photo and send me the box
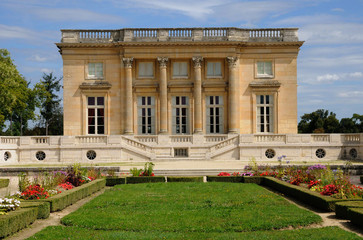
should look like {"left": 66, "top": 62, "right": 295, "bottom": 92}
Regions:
{"left": 123, "top": 57, "right": 134, "bottom": 135}
{"left": 192, "top": 56, "right": 203, "bottom": 134}
{"left": 227, "top": 56, "right": 239, "bottom": 133}
{"left": 157, "top": 57, "right": 169, "bottom": 134}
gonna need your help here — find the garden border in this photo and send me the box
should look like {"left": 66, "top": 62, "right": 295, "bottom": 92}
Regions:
{"left": 0, "top": 207, "right": 38, "bottom": 238}
{"left": 0, "top": 179, "right": 9, "bottom": 189}
{"left": 167, "top": 176, "right": 203, "bottom": 182}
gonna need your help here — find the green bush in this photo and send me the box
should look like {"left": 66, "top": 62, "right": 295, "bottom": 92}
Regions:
{"left": 206, "top": 176, "right": 244, "bottom": 183}
{"left": 0, "top": 207, "right": 37, "bottom": 238}
{"left": 347, "top": 208, "right": 363, "bottom": 228}
{"left": 20, "top": 201, "right": 50, "bottom": 219}
{"left": 0, "top": 179, "right": 9, "bottom": 188}
{"left": 335, "top": 201, "right": 363, "bottom": 219}
{"left": 29, "top": 178, "right": 106, "bottom": 212}
{"left": 243, "top": 176, "right": 264, "bottom": 184}
{"left": 263, "top": 177, "right": 339, "bottom": 211}
{"left": 126, "top": 176, "right": 165, "bottom": 184}
{"left": 167, "top": 176, "right": 203, "bottom": 182}
{"left": 106, "top": 177, "right": 126, "bottom": 186}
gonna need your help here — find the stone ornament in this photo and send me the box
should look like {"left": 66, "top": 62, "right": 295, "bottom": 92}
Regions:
{"left": 122, "top": 57, "right": 134, "bottom": 68}
{"left": 226, "top": 56, "right": 239, "bottom": 68}
{"left": 157, "top": 57, "right": 169, "bottom": 67}
{"left": 192, "top": 56, "right": 203, "bottom": 68}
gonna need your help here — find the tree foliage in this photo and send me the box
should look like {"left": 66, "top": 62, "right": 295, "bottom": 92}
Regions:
{"left": 0, "top": 49, "right": 37, "bottom": 135}
{"left": 298, "top": 109, "right": 363, "bottom": 133}
{"left": 35, "top": 73, "right": 63, "bottom": 135}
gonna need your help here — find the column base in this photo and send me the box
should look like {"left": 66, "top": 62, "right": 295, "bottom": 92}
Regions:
{"left": 124, "top": 131, "right": 134, "bottom": 135}
{"left": 194, "top": 129, "right": 203, "bottom": 134}
{"left": 158, "top": 130, "right": 168, "bottom": 135}
{"left": 228, "top": 129, "right": 239, "bottom": 134}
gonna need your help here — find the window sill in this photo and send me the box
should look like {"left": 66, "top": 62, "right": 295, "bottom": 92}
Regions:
{"left": 86, "top": 77, "right": 104, "bottom": 80}
{"left": 256, "top": 75, "right": 274, "bottom": 79}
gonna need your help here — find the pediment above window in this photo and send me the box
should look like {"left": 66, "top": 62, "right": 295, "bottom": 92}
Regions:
{"left": 249, "top": 80, "right": 281, "bottom": 89}
{"left": 79, "top": 81, "right": 112, "bottom": 90}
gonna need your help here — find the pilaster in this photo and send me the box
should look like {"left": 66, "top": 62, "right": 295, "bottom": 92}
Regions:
{"left": 227, "top": 56, "right": 239, "bottom": 133}
{"left": 192, "top": 56, "right": 203, "bottom": 134}
{"left": 123, "top": 57, "right": 134, "bottom": 135}
{"left": 158, "top": 57, "right": 169, "bottom": 134}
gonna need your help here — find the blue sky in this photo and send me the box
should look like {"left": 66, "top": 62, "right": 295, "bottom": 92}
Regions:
{"left": 0, "top": 0, "right": 362, "bottom": 120}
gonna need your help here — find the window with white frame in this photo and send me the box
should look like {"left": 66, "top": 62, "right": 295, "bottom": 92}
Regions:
{"left": 172, "top": 62, "right": 188, "bottom": 77}
{"left": 206, "top": 96, "right": 224, "bottom": 134}
{"left": 257, "top": 61, "right": 273, "bottom": 77}
{"left": 172, "top": 96, "right": 189, "bottom": 134}
{"left": 87, "top": 97, "right": 105, "bottom": 134}
{"left": 137, "top": 96, "right": 155, "bottom": 134}
{"left": 138, "top": 62, "right": 154, "bottom": 78}
{"left": 257, "top": 95, "right": 273, "bottom": 133}
{"left": 88, "top": 63, "right": 103, "bottom": 78}
{"left": 206, "top": 61, "right": 222, "bottom": 77}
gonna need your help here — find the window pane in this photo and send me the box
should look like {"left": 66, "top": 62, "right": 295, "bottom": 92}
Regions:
{"left": 215, "top": 96, "right": 219, "bottom": 105}
{"left": 142, "top": 126, "right": 146, "bottom": 133}
{"left": 257, "top": 62, "right": 264, "bottom": 75}
{"left": 182, "top": 117, "right": 186, "bottom": 124}
{"left": 142, "top": 97, "right": 145, "bottom": 105}
{"left": 97, "top": 126, "right": 104, "bottom": 134}
{"left": 210, "top": 125, "right": 214, "bottom": 133}
{"left": 88, "top": 126, "right": 95, "bottom": 134}
{"left": 97, "top": 97, "right": 104, "bottom": 106}
{"left": 95, "top": 63, "right": 103, "bottom": 77}
{"left": 207, "top": 62, "right": 214, "bottom": 76}
{"left": 260, "top": 107, "right": 264, "bottom": 115}
{"left": 97, "top": 109, "right": 104, "bottom": 117}
{"left": 176, "top": 96, "right": 180, "bottom": 105}
{"left": 210, "top": 96, "right": 213, "bottom": 105}
{"left": 98, "top": 117, "right": 104, "bottom": 125}
{"left": 88, "top": 117, "right": 95, "bottom": 125}
{"left": 147, "top": 97, "right": 151, "bottom": 105}
{"left": 88, "top": 63, "right": 95, "bottom": 76}
{"left": 265, "top": 61, "right": 272, "bottom": 75}
{"left": 215, "top": 108, "right": 219, "bottom": 115}
{"left": 88, "top": 109, "right": 95, "bottom": 116}
{"left": 266, "top": 95, "right": 270, "bottom": 104}
{"left": 214, "top": 62, "right": 222, "bottom": 76}
{"left": 139, "top": 62, "right": 154, "bottom": 77}
{"left": 182, "top": 108, "right": 186, "bottom": 115}
{"left": 88, "top": 97, "right": 95, "bottom": 106}
{"left": 216, "top": 125, "right": 220, "bottom": 133}
{"left": 181, "top": 97, "right": 186, "bottom": 105}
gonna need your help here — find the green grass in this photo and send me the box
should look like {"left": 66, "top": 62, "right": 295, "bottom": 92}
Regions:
{"left": 28, "top": 226, "right": 362, "bottom": 240}
{"left": 61, "top": 183, "right": 321, "bottom": 232}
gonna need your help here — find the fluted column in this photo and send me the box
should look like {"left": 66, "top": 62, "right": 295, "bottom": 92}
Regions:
{"left": 227, "top": 56, "right": 239, "bottom": 133}
{"left": 123, "top": 57, "right": 134, "bottom": 134}
{"left": 192, "top": 56, "right": 203, "bottom": 134}
{"left": 158, "top": 57, "right": 169, "bottom": 134}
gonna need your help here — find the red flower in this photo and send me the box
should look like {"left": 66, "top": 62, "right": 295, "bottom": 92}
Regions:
{"left": 217, "top": 172, "right": 231, "bottom": 176}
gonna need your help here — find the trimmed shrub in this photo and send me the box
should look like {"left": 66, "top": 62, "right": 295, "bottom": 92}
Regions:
{"left": 28, "top": 178, "right": 106, "bottom": 212}
{"left": 20, "top": 201, "right": 50, "bottom": 219}
{"left": 263, "top": 177, "right": 339, "bottom": 211}
{"left": 106, "top": 177, "right": 126, "bottom": 186}
{"left": 0, "top": 179, "right": 9, "bottom": 189}
{"left": 167, "top": 177, "right": 203, "bottom": 182}
{"left": 243, "top": 176, "right": 264, "bottom": 184}
{"left": 335, "top": 201, "right": 363, "bottom": 219}
{"left": 0, "top": 207, "right": 37, "bottom": 238}
{"left": 347, "top": 208, "right": 363, "bottom": 228}
{"left": 126, "top": 176, "right": 165, "bottom": 184}
{"left": 206, "top": 176, "right": 244, "bottom": 183}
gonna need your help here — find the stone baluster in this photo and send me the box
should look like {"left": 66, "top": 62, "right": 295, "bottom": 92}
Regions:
{"left": 123, "top": 57, "right": 134, "bottom": 134}
{"left": 227, "top": 56, "right": 239, "bottom": 133}
{"left": 158, "top": 57, "right": 169, "bottom": 134}
{"left": 192, "top": 56, "right": 203, "bottom": 134}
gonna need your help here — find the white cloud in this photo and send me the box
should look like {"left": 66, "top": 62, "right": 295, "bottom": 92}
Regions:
{"left": 0, "top": 24, "right": 37, "bottom": 39}
{"left": 338, "top": 91, "right": 363, "bottom": 98}
{"left": 317, "top": 74, "right": 339, "bottom": 83}
{"left": 349, "top": 72, "right": 363, "bottom": 78}
{"left": 331, "top": 8, "right": 344, "bottom": 12}
{"left": 30, "top": 54, "right": 47, "bottom": 62}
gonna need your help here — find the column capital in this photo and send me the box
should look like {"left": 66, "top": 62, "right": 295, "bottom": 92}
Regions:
{"left": 157, "top": 57, "right": 169, "bottom": 67}
{"left": 122, "top": 57, "right": 134, "bottom": 68}
{"left": 192, "top": 56, "right": 203, "bottom": 68}
{"left": 226, "top": 56, "right": 239, "bottom": 68}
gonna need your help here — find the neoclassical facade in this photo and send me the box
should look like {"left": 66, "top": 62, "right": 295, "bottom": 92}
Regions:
{"left": 57, "top": 28, "right": 302, "bottom": 136}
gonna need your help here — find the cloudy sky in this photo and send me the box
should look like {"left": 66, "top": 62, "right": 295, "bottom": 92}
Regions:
{"left": 0, "top": 0, "right": 362, "bottom": 120}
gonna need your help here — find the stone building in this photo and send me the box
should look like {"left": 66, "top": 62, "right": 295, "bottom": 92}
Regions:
{"left": 57, "top": 28, "right": 302, "bottom": 136}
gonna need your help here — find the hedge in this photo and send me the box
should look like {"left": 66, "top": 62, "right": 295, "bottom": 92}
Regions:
{"left": 360, "top": 176, "right": 363, "bottom": 184}
{"left": 243, "top": 176, "right": 264, "bottom": 184}
{"left": 20, "top": 201, "right": 50, "bottom": 219}
{"left": 125, "top": 176, "right": 165, "bottom": 184}
{"left": 0, "top": 207, "right": 37, "bottom": 238}
{"left": 263, "top": 177, "right": 340, "bottom": 211}
{"left": 335, "top": 201, "right": 363, "bottom": 219}
{"left": 105, "top": 177, "right": 126, "bottom": 186}
{"left": 347, "top": 208, "right": 363, "bottom": 228}
{"left": 206, "top": 176, "right": 244, "bottom": 183}
{"left": 0, "top": 179, "right": 9, "bottom": 189}
{"left": 167, "top": 176, "right": 203, "bottom": 182}
{"left": 31, "top": 178, "right": 106, "bottom": 212}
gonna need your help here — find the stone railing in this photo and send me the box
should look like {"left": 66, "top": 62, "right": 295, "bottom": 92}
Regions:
{"left": 60, "top": 28, "right": 299, "bottom": 43}
{"left": 342, "top": 134, "right": 361, "bottom": 143}
{"left": 210, "top": 136, "right": 238, "bottom": 151}
{"left": 0, "top": 137, "right": 19, "bottom": 145}
{"left": 75, "top": 136, "right": 107, "bottom": 144}
{"left": 254, "top": 134, "right": 286, "bottom": 143}
{"left": 204, "top": 135, "right": 228, "bottom": 142}
{"left": 31, "top": 137, "right": 49, "bottom": 144}
{"left": 312, "top": 135, "right": 330, "bottom": 142}
{"left": 170, "top": 135, "right": 193, "bottom": 143}
{"left": 134, "top": 135, "right": 158, "bottom": 144}
{"left": 122, "top": 137, "right": 152, "bottom": 152}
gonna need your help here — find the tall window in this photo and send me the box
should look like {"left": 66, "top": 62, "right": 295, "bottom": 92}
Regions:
{"left": 88, "top": 97, "right": 104, "bottom": 134}
{"left": 207, "top": 61, "right": 222, "bottom": 77}
{"left": 206, "top": 96, "right": 224, "bottom": 134}
{"left": 138, "top": 62, "right": 154, "bottom": 78}
{"left": 257, "top": 95, "right": 273, "bottom": 133}
{"left": 172, "top": 62, "right": 188, "bottom": 77}
{"left": 137, "top": 96, "right": 155, "bottom": 134}
{"left": 88, "top": 63, "right": 103, "bottom": 78}
{"left": 257, "top": 61, "right": 273, "bottom": 77}
{"left": 172, "top": 96, "right": 189, "bottom": 134}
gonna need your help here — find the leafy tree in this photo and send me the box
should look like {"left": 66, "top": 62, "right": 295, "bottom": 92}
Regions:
{"left": 0, "top": 49, "right": 36, "bottom": 135}
{"left": 35, "top": 73, "right": 62, "bottom": 135}
{"left": 339, "top": 118, "right": 359, "bottom": 133}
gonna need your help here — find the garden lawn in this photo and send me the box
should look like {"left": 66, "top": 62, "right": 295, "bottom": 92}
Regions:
{"left": 28, "top": 226, "right": 362, "bottom": 240}
{"left": 63, "top": 183, "right": 320, "bottom": 232}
